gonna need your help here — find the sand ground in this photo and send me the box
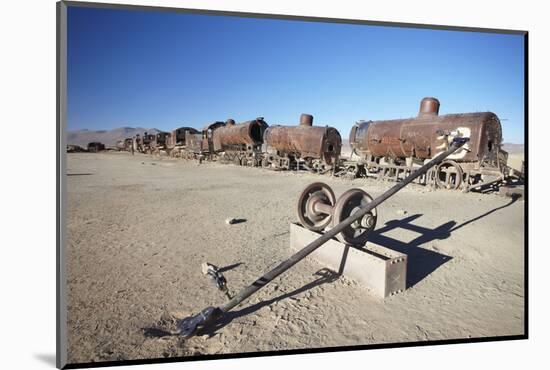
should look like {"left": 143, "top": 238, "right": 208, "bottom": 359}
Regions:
{"left": 507, "top": 153, "right": 524, "bottom": 172}
{"left": 66, "top": 152, "right": 525, "bottom": 364}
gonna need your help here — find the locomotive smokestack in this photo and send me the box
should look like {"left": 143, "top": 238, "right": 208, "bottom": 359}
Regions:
{"left": 418, "top": 97, "right": 440, "bottom": 117}
{"left": 300, "top": 113, "right": 314, "bottom": 126}
{"left": 226, "top": 119, "right": 235, "bottom": 125}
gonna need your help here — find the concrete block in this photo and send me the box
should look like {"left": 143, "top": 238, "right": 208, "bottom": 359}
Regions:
{"left": 290, "top": 223, "right": 407, "bottom": 298}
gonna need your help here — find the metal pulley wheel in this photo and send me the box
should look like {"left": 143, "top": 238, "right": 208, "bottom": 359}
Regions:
{"left": 297, "top": 182, "right": 336, "bottom": 231}
{"left": 332, "top": 188, "right": 377, "bottom": 245}
{"left": 435, "top": 160, "right": 463, "bottom": 190}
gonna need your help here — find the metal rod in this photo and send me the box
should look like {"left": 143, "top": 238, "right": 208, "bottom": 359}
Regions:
{"left": 220, "top": 138, "right": 469, "bottom": 313}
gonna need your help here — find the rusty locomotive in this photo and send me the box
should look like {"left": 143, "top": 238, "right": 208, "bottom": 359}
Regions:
{"left": 261, "top": 114, "right": 342, "bottom": 173}
{"left": 139, "top": 132, "right": 156, "bottom": 153}
{"left": 183, "top": 114, "right": 342, "bottom": 172}
{"left": 344, "top": 97, "right": 513, "bottom": 191}
{"left": 147, "top": 131, "right": 171, "bottom": 155}
{"left": 168, "top": 126, "right": 200, "bottom": 158}
{"left": 183, "top": 121, "right": 226, "bottom": 161}
{"left": 213, "top": 118, "right": 269, "bottom": 166}
{"left": 103, "top": 97, "right": 518, "bottom": 192}
{"left": 181, "top": 118, "right": 269, "bottom": 164}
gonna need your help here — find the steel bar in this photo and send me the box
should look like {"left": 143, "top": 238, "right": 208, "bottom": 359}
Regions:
{"left": 219, "top": 137, "right": 469, "bottom": 313}
{"left": 313, "top": 202, "right": 333, "bottom": 215}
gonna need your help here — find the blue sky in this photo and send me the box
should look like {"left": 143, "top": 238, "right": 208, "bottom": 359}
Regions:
{"left": 67, "top": 6, "right": 525, "bottom": 143}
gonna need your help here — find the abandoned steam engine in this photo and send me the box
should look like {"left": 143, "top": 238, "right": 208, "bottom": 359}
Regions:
{"left": 345, "top": 97, "right": 513, "bottom": 191}
{"left": 261, "top": 114, "right": 342, "bottom": 173}
{"left": 68, "top": 97, "right": 522, "bottom": 192}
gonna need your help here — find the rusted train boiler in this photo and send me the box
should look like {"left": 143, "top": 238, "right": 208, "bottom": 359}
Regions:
{"left": 346, "top": 97, "right": 509, "bottom": 191}
{"left": 261, "top": 114, "right": 342, "bottom": 173}
{"left": 212, "top": 118, "right": 269, "bottom": 166}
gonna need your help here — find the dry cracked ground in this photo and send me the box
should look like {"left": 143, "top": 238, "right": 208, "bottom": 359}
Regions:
{"left": 65, "top": 152, "right": 525, "bottom": 364}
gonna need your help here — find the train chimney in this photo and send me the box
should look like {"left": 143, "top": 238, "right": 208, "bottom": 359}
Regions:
{"left": 226, "top": 119, "right": 235, "bottom": 125}
{"left": 300, "top": 113, "right": 314, "bottom": 126}
{"left": 418, "top": 97, "right": 440, "bottom": 117}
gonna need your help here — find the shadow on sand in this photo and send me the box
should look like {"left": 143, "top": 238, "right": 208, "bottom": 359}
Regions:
{"left": 368, "top": 193, "right": 519, "bottom": 287}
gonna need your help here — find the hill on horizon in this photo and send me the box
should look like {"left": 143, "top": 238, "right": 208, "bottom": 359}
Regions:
{"left": 67, "top": 127, "right": 161, "bottom": 148}
{"left": 501, "top": 143, "right": 524, "bottom": 154}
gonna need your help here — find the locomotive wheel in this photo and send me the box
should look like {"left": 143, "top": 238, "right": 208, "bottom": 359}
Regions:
{"left": 297, "top": 182, "right": 336, "bottom": 231}
{"left": 435, "top": 160, "right": 463, "bottom": 190}
{"left": 332, "top": 189, "right": 377, "bottom": 246}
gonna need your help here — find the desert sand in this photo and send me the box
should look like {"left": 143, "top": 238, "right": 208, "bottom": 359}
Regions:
{"left": 66, "top": 152, "right": 525, "bottom": 364}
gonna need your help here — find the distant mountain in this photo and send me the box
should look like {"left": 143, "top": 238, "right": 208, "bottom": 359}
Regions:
{"left": 502, "top": 143, "right": 524, "bottom": 154}
{"left": 67, "top": 127, "right": 161, "bottom": 148}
